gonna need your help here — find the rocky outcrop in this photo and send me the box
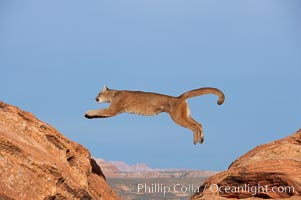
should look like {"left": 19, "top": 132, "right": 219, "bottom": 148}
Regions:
{"left": 0, "top": 102, "right": 120, "bottom": 200}
{"left": 191, "top": 129, "right": 301, "bottom": 200}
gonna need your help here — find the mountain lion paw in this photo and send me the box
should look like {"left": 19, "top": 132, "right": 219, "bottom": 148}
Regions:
{"left": 85, "top": 111, "right": 95, "bottom": 119}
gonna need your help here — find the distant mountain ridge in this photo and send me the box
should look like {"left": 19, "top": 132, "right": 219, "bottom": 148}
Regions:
{"left": 95, "top": 158, "right": 217, "bottom": 178}
{"left": 107, "top": 160, "right": 152, "bottom": 172}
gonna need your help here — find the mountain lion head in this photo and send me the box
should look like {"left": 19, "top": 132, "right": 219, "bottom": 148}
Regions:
{"left": 95, "top": 85, "right": 112, "bottom": 104}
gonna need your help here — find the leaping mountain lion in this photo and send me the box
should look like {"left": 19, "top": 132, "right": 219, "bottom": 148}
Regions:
{"left": 85, "top": 85, "right": 224, "bottom": 144}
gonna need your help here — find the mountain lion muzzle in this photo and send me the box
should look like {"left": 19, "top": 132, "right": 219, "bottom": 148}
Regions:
{"left": 85, "top": 85, "right": 225, "bottom": 144}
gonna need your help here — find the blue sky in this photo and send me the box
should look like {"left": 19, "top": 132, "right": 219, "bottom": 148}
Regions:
{"left": 1, "top": 0, "right": 300, "bottom": 170}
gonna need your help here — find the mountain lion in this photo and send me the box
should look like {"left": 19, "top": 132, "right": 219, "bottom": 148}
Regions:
{"left": 85, "top": 85, "right": 224, "bottom": 144}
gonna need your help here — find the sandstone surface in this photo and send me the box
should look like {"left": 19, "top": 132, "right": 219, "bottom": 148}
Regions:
{"left": 0, "top": 102, "right": 120, "bottom": 200}
{"left": 191, "top": 129, "right": 301, "bottom": 200}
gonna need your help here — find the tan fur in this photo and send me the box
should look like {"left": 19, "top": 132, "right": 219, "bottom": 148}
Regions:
{"left": 85, "top": 85, "right": 225, "bottom": 144}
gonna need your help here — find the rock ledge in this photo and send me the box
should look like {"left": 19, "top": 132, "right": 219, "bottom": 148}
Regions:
{"left": 0, "top": 101, "right": 120, "bottom": 200}
{"left": 191, "top": 129, "right": 301, "bottom": 200}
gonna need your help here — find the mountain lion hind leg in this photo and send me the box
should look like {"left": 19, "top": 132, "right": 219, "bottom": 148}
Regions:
{"left": 188, "top": 117, "right": 204, "bottom": 144}
{"left": 169, "top": 101, "right": 204, "bottom": 144}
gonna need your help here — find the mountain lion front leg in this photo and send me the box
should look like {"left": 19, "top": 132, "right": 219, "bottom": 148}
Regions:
{"left": 85, "top": 108, "right": 118, "bottom": 119}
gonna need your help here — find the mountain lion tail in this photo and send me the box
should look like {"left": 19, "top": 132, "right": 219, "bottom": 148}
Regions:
{"left": 179, "top": 87, "right": 225, "bottom": 105}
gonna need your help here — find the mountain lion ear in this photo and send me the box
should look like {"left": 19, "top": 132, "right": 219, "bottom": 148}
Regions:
{"left": 103, "top": 85, "right": 108, "bottom": 91}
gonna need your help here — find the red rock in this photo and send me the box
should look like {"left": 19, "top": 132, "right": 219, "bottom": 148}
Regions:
{"left": 0, "top": 102, "right": 120, "bottom": 200}
{"left": 191, "top": 129, "right": 301, "bottom": 200}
